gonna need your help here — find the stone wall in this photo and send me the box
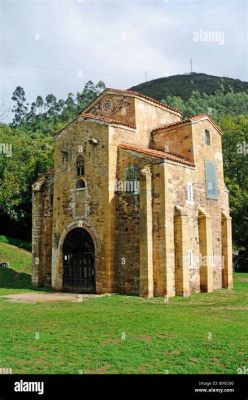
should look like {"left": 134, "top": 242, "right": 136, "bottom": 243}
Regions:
{"left": 135, "top": 98, "right": 181, "bottom": 147}
{"left": 32, "top": 169, "right": 53, "bottom": 287}
{"left": 152, "top": 124, "right": 194, "bottom": 162}
{"left": 87, "top": 94, "right": 136, "bottom": 127}
{"left": 32, "top": 90, "right": 232, "bottom": 297}
{"left": 52, "top": 119, "right": 111, "bottom": 292}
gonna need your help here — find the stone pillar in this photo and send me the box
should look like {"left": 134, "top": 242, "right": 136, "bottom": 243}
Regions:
{"left": 154, "top": 164, "right": 175, "bottom": 297}
{"left": 139, "top": 166, "right": 153, "bottom": 297}
{"left": 32, "top": 183, "right": 44, "bottom": 287}
{"left": 221, "top": 212, "right": 233, "bottom": 289}
{"left": 174, "top": 206, "right": 190, "bottom": 296}
{"left": 51, "top": 239, "right": 63, "bottom": 291}
{"left": 198, "top": 209, "right": 213, "bottom": 293}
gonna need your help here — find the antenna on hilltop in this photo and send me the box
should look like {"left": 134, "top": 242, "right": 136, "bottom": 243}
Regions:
{"left": 145, "top": 71, "right": 147, "bottom": 82}
{"left": 190, "top": 58, "right": 193, "bottom": 74}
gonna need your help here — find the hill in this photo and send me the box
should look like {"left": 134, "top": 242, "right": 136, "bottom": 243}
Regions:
{"left": 129, "top": 73, "right": 248, "bottom": 101}
{"left": 0, "top": 241, "right": 32, "bottom": 295}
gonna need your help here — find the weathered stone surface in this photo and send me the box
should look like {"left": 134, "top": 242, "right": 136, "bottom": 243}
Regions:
{"left": 32, "top": 89, "right": 233, "bottom": 297}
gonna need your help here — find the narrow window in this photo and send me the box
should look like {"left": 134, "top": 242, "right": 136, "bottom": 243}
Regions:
{"left": 205, "top": 129, "right": 210, "bottom": 145}
{"left": 61, "top": 149, "right": 69, "bottom": 163}
{"left": 189, "top": 250, "right": 193, "bottom": 268}
{"left": 76, "top": 179, "right": 86, "bottom": 190}
{"left": 76, "top": 157, "right": 84, "bottom": 176}
{"left": 187, "top": 182, "right": 194, "bottom": 203}
{"left": 205, "top": 160, "right": 218, "bottom": 199}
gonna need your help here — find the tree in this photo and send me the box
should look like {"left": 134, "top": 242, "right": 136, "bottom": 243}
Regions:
{"left": 0, "top": 124, "right": 54, "bottom": 239}
{"left": 45, "top": 94, "right": 57, "bottom": 118}
{"left": 163, "top": 88, "right": 248, "bottom": 120}
{"left": 221, "top": 115, "right": 248, "bottom": 252}
{"left": 11, "top": 86, "right": 28, "bottom": 126}
{"left": 76, "top": 80, "right": 106, "bottom": 111}
{"left": 61, "top": 93, "right": 76, "bottom": 121}
{"left": 36, "top": 96, "right": 44, "bottom": 114}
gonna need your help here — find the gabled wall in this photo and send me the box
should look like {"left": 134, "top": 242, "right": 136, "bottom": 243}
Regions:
{"left": 86, "top": 93, "right": 136, "bottom": 127}
{"left": 135, "top": 98, "right": 181, "bottom": 147}
{"left": 85, "top": 91, "right": 181, "bottom": 146}
{"left": 151, "top": 123, "right": 194, "bottom": 162}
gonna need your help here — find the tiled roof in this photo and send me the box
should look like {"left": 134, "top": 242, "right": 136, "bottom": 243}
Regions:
{"left": 79, "top": 112, "right": 136, "bottom": 129}
{"left": 152, "top": 114, "right": 222, "bottom": 134}
{"left": 119, "top": 144, "right": 194, "bottom": 166}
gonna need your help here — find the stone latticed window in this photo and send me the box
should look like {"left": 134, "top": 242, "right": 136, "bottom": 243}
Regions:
{"left": 125, "top": 165, "right": 139, "bottom": 195}
{"left": 76, "top": 157, "right": 84, "bottom": 176}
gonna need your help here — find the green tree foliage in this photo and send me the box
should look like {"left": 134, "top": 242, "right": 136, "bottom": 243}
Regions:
{"left": 163, "top": 88, "right": 248, "bottom": 120}
{"left": 220, "top": 115, "right": 248, "bottom": 251}
{"left": 0, "top": 124, "right": 53, "bottom": 238}
{"left": 11, "top": 86, "right": 28, "bottom": 126}
{"left": 11, "top": 80, "right": 105, "bottom": 136}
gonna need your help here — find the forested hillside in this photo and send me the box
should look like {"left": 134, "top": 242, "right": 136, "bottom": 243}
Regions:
{"left": 130, "top": 73, "right": 248, "bottom": 100}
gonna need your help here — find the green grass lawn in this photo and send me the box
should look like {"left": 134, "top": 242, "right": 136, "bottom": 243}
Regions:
{"left": 0, "top": 242, "right": 247, "bottom": 374}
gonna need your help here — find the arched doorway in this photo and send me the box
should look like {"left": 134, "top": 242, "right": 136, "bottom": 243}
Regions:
{"left": 62, "top": 228, "right": 95, "bottom": 293}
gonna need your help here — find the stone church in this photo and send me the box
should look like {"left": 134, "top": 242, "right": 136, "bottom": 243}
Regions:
{"left": 32, "top": 88, "right": 233, "bottom": 297}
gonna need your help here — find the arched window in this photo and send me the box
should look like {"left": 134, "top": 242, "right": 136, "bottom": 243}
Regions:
{"left": 76, "top": 157, "right": 84, "bottom": 176}
{"left": 76, "top": 179, "right": 86, "bottom": 190}
{"left": 205, "top": 130, "right": 210, "bottom": 145}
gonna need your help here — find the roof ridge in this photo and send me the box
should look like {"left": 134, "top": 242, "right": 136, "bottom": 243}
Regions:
{"left": 152, "top": 114, "right": 222, "bottom": 134}
{"left": 119, "top": 143, "right": 194, "bottom": 167}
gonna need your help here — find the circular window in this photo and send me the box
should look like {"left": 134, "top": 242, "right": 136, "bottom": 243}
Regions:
{"left": 102, "top": 100, "right": 112, "bottom": 112}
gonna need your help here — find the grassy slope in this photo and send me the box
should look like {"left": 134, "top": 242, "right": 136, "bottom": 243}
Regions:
{"left": 0, "top": 242, "right": 247, "bottom": 374}
{"left": 0, "top": 242, "right": 33, "bottom": 295}
{"left": 129, "top": 73, "right": 248, "bottom": 101}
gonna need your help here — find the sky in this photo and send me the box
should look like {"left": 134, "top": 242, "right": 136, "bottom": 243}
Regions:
{"left": 0, "top": 0, "right": 247, "bottom": 122}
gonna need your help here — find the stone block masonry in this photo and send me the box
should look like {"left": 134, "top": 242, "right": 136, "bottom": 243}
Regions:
{"left": 32, "top": 88, "right": 233, "bottom": 297}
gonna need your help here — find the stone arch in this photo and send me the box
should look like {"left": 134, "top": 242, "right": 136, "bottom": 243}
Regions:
{"left": 76, "top": 178, "right": 86, "bottom": 189}
{"left": 62, "top": 227, "right": 95, "bottom": 293}
{"left": 52, "top": 221, "right": 101, "bottom": 292}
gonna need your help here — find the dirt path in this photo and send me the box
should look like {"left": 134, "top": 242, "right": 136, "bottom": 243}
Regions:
{"left": 1, "top": 292, "right": 110, "bottom": 303}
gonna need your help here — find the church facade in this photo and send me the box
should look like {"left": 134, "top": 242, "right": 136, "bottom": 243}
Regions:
{"left": 32, "top": 88, "right": 233, "bottom": 297}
